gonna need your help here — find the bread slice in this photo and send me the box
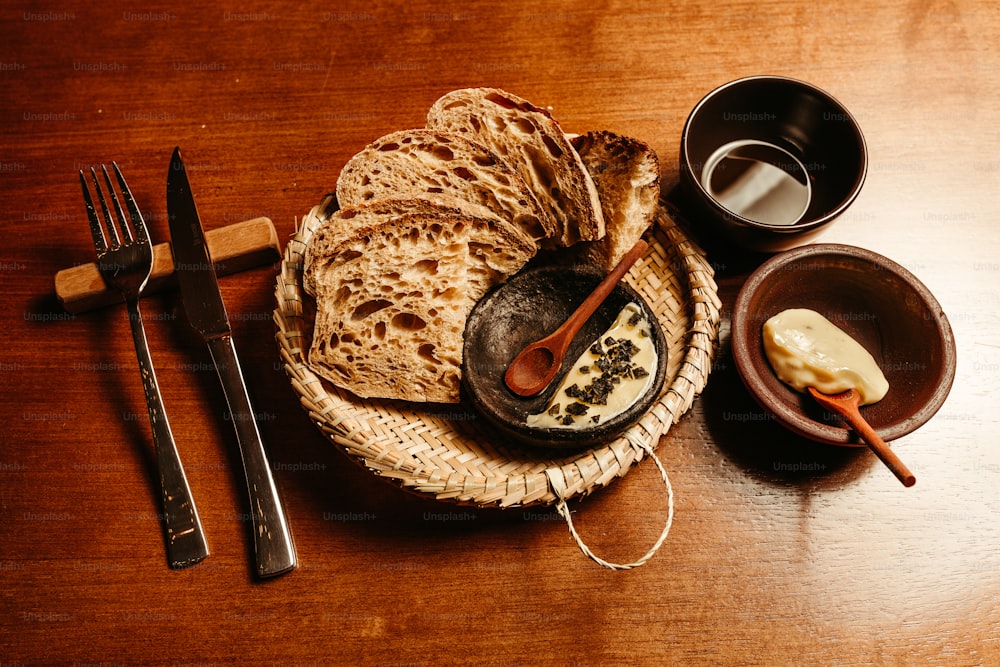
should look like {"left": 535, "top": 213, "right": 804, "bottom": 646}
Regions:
{"left": 335, "top": 128, "right": 553, "bottom": 245}
{"left": 569, "top": 130, "right": 661, "bottom": 271}
{"left": 304, "top": 206, "right": 536, "bottom": 403}
{"left": 426, "top": 87, "right": 606, "bottom": 247}
{"left": 301, "top": 193, "right": 515, "bottom": 294}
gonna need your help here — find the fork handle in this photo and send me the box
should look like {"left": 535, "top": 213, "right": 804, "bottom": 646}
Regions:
{"left": 206, "top": 334, "right": 297, "bottom": 578}
{"left": 125, "top": 298, "right": 210, "bottom": 568}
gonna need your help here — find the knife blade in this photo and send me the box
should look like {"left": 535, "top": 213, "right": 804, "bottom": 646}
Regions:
{"left": 167, "top": 146, "right": 297, "bottom": 578}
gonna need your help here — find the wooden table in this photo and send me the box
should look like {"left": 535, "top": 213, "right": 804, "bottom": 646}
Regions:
{"left": 3, "top": 1, "right": 998, "bottom": 664}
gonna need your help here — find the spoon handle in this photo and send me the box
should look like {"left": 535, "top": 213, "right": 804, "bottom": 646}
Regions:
{"left": 553, "top": 239, "right": 648, "bottom": 355}
{"left": 808, "top": 387, "right": 916, "bottom": 488}
{"left": 840, "top": 407, "right": 916, "bottom": 487}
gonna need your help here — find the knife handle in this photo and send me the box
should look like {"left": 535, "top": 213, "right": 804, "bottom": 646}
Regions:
{"left": 206, "top": 335, "right": 297, "bottom": 578}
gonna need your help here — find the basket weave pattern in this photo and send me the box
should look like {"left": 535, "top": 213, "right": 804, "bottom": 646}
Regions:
{"left": 274, "top": 204, "right": 721, "bottom": 508}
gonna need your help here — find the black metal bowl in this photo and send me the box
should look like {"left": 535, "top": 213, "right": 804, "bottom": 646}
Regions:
{"left": 679, "top": 75, "right": 867, "bottom": 253}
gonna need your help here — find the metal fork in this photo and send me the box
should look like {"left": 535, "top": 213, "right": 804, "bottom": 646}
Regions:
{"left": 80, "top": 163, "right": 209, "bottom": 569}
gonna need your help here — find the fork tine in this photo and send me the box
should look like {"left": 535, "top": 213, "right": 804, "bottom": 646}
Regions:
{"left": 79, "top": 170, "right": 107, "bottom": 254}
{"left": 101, "top": 164, "right": 133, "bottom": 244}
{"left": 89, "top": 166, "right": 121, "bottom": 249}
{"left": 112, "top": 162, "right": 148, "bottom": 243}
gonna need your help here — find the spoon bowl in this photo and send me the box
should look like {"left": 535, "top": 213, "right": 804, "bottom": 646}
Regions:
{"left": 504, "top": 347, "right": 556, "bottom": 396}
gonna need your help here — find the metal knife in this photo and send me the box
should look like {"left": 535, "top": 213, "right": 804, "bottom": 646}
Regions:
{"left": 167, "top": 146, "right": 297, "bottom": 578}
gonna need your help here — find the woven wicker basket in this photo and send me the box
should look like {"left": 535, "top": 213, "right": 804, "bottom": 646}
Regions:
{"left": 274, "top": 203, "right": 721, "bottom": 567}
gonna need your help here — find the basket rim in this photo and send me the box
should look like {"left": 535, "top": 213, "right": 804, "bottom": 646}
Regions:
{"left": 273, "top": 201, "right": 721, "bottom": 508}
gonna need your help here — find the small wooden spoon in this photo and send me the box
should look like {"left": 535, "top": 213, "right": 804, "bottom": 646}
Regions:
{"left": 808, "top": 387, "right": 916, "bottom": 487}
{"left": 504, "top": 239, "right": 648, "bottom": 397}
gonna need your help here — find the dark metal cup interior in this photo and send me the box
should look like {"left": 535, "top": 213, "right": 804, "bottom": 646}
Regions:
{"left": 680, "top": 76, "right": 867, "bottom": 252}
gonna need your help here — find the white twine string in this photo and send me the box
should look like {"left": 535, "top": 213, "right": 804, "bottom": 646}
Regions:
{"left": 550, "top": 442, "right": 674, "bottom": 570}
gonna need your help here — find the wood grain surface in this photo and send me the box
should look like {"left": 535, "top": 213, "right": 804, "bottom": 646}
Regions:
{"left": 2, "top": 1, "right": 998, "bottom": 665}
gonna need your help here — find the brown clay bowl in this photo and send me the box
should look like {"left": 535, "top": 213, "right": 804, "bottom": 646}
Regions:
{"left": 462, "top": 264, "right": 668, "bottom": 449}
{"left": 731, "top": 244, "right": 956, "bottom": 445}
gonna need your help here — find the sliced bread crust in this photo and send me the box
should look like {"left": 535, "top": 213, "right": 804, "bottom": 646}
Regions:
{"left": 335, "top": 128, "right": 553, "bottom": 245}
{"left": 569, "top": 130, "right": 661, "bottom": 271}
{"left": 302, "top": 193, "right": 516, "bottom": 294}
{"left": 304, "top": 207, "right": 535, "bottom": 403}
{"left": 426, "top": 87, "right": 606, "bottom": 247}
